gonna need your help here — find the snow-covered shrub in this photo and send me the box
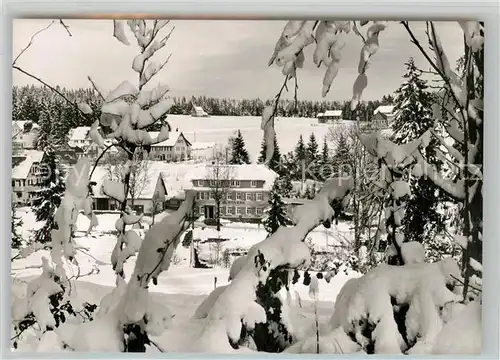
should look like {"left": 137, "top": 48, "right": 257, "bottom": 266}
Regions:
{"left": 328, "top": 258, "right": 466, "bottom": 354}
{"left": 11, "top": 257, "right": 97, "bottom": 350}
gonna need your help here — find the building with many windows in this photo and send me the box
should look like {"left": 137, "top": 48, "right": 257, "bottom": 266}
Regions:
{"left": 12, "top": 150, "right": 46, "bottom": 206}
{"left": 149, "top": 129, "right": 192, "bottom": 161}
{"left": 185, "top": 164, "right": 278, "bottom": 222}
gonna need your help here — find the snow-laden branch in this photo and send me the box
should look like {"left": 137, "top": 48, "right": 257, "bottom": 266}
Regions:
{"left": 194, "top": 176, "right": 353, "bottom": 352}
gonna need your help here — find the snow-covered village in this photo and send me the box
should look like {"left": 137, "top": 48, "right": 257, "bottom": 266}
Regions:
{"left": 10, "top": 19, "right": 484, "bottom": 354}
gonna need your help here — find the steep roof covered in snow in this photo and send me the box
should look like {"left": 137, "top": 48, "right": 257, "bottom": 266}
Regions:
{"left": 184, "top": 164, "right": 278, "bottom": 189}
{"left": 12, "top": 150, "right": 45, "bottom": 179}
{"left": 13, "top": 120, "right": 40, "bottom": 133}
{"left": 373, "top": 105, "right": 395, "bottom": 115}
{"left": 148, "top": 131, "right": 192, "bottom": 147}
{"left": 69, "top": 126, "right": 91, "bottom": 141}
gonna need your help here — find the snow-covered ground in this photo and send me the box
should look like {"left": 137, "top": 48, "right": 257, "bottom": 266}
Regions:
{"left": 166, "top": 115, "right": 334, "bottom": 162}
{"left": 11, "top": 208, "right": 361, "bottom": 352}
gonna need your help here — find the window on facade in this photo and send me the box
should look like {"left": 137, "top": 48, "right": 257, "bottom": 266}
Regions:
{"left": 256, "top": 193, "right": 263, "bottom": 201}
{"left": 199, "top": 206, "right": 204, "bottom": 214}
{"left": 256, "top": 207, "right": 263, "bottom": 215}
{"left": 198, "top": 180, "right": 204, "bottom": 187}
{"left": 236, "top": 192, "right": 242, "bottom": 200}
{"left": 231, "top": 180, "right": 240, "bottom": 187}
{"left": 209, "top": 192, "right": 214, "bottom": 200}
{"left": 210, "top": 180, "right": 215, "bottom": 186}
{"left": 246, "top": 207, "right": 252, "bottom": 215}
{"left": 196, "top": 192, "right": 200, "bottom": 200}
{"left": 226, "top": 206, "right": 233, "bottom": 215}
{"left": 17, "top": 192, "right": 22, "bottom": 198}
{"left": 246, "top": 193, "right": 252, "bottom": 201}
{"left": 251, "top": 180, "right": 257, "bottom": 187}
{"left": 237, "top": 207, "right": 243, "bottom": 214}
{"left": 226, "top": 192, "right": 232, "bottom": 200}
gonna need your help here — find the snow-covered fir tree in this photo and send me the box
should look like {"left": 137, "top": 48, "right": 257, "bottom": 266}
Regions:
{"left": 11, "top": 200, "right": 23, "bottom": 250}
{"left": 391, "top": 57, "right": 446, "bottom": 246}
{"left": 229, "top": 129, "right": 250, "bottom": 164}
{"left": 306, "top": 133, "right": 319, "bottom": 179}
{"left": 32, "top": 149, "right": 66, "bottom": 244}
{"left": 263, "top": 179, "right": 292, "bottom": 234}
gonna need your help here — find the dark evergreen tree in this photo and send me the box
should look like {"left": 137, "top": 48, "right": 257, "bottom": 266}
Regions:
{"left": 306, "top": 133, "right": 319, "bottom": 180}
{"left": 391, "top": 57, "right": 445, "bottom": 245}
{"left": 229, "top": 130, "right": 250, "bottom": 165}
{"left": 11, "top": 202, "right": 23, "bottom": 250}
{"left": 263, "top": 180, "right": 292, "bottom": 234}
{"left": 258, "top": 133, "right": 282, "bottom": 175}
{"left": 318, "top": 136, "right": 332, "bottom": 180}
{"left": 292, "top": 135, "right": 307, "bottom": 180}
{"left": 32, "top": 149, "right": 66, "bottom": 244}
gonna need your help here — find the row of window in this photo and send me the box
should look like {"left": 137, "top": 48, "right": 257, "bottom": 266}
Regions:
{"left": 152, "top": 145, "right": 187, "bottom": 152}
{"left": 197, "top": 191, "right": 263, "bottom": 202}
{"left": 199, "top": 205, "right": 263, "bottom": 216}
{"left": 195, "top": 179, "right": 258, "bottom": 188}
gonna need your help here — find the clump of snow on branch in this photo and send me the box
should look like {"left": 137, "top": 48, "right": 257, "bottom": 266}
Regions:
{"left": 269, "top": 21, "right": 387, "bottom": 105}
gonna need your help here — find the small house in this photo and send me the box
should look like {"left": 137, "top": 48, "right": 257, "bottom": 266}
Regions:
{"left": 317, "top": 110, "right": 342, "bottom": 123}
{"left": 191, "top": 106, "right": 209, "bottom": 117}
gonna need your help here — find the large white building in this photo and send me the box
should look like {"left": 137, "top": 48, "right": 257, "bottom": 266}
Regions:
{"left": 184, "top": 164, "right": 278, "bottom": 222}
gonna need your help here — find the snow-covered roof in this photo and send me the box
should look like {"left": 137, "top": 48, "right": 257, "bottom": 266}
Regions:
{"left": 320, "top": 110, "right": 342, "bottom": 117}
{"left": 12, "top": 150, "right": 45, "bottom": 179}
{"left": 373, "top": 105, "right": 395, "bottom": 115}
{"left": 148, "top": 131, "right": 192, "bottom": 147}
{"left": 91, "top": 162, "right": 198, "bottom": 200}
{"left": 69, "top": 126, "right": 91, "bottom": 141}
{"left": 13, "top": 121, "right": 40, "bottom": 133}
{"left": 184, "top": 164, "right": 278, "bottom": 190}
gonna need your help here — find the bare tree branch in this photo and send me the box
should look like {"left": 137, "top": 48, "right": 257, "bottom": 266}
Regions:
{"left": 12, "top": 20, "right": 55, "bottom": 66}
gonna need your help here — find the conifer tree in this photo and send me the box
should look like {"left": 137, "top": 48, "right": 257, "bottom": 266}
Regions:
{"left": 318, "top": 136, "right": 331, "bottom": 180}
{"left": 11, "top": 201, "right": 23, "bottom": 250}
{"left": 292, "top": 135, "right": 307, "bottom": 180}
{"left": 306, "top": 133, "right": 319, "bottom": 180}
{"left": 391, "top": 57, "right": 445, "bottom": 244}
{"left": 263, "top": 180, "right": 292, "bottom": 234}
{"left": 32, "top": 143, "right": 66, "bottom": 243}
{"left": 229, "top": 130, "right": 250, "bottom": 165}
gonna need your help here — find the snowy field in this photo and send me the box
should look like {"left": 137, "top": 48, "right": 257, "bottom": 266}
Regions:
{"left": 166, "top": 115, "right": 334, "bottom": 162}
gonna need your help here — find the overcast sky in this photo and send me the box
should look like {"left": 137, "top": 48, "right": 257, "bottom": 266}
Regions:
{"left": 12, "top": 19, "right": 464, "bottom": 101}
